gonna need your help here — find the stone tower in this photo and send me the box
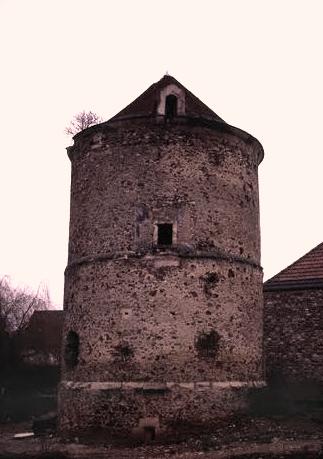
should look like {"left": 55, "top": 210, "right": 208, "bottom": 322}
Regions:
{"left": 59, "top": 75, "right": 265, "bottom": 439}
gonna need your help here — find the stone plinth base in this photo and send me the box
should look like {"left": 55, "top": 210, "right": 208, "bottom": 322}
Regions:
{"left": 58, "top": 380, "right": 265, "bottom": 441}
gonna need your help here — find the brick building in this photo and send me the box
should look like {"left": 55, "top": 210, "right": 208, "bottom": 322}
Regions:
{"left": 58, "top": 75, "right": 265, "bottom": 439}
{"left": 264, "top": 242, "right": 323, "bottom": 383}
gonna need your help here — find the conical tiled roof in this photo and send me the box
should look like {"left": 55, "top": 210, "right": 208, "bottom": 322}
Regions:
{"left": 71, "top": 74, "right": 264, "bottom": 164}
{"left": 109, "top": 74, "right": 225, "bottom": 122}
{"left": 264, "top": 242, "right": 323, "bottom": 291}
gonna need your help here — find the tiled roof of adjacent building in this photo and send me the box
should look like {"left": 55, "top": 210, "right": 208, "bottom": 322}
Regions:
{"left": 264, "top": 242, "right": 323, "bottom": 291}
{"left": 109, "top": 74, "right": 225, "bottom": 123}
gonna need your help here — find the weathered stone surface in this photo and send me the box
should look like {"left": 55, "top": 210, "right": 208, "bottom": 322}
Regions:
{"left": 66, "top": 124, "right": 261, "bottom": 265}
{"left": 264, "top": 288, "right": 323, "bottom": 382}
{"left": 62, "top": 257, "right": 263, "bottom": 383}
{"left": 58, "top": 382, "right": 250, "bottom": 436}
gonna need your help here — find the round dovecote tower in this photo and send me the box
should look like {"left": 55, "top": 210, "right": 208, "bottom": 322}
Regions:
{"left": 59, "top": 75, "right": 265, "bottom": 439}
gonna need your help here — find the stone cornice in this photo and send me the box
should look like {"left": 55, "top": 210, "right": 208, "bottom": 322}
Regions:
{"left": 65, "top": 248, "right": 262, "bottom": 274}
{"left": 68, "top": 116, "right": 264, "bottom": 165}
{"left": 61, "top": 380, "right": 266, "bottom": 391}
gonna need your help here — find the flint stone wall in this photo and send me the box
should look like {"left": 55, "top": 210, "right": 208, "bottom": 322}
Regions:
{"left": 67, "top": 122, "right": 261, "bottom": 264}
{"left": 63, "top": 257, "right": 263, "bottom": 382}
{"left": 59, "top": 381, "right": 264, "bottom": 437}
{"left": 60, "top": 118, "right": 264, "bottom": 435}
{"left": 264, "top": 288, "right": 323, "bottom": 382}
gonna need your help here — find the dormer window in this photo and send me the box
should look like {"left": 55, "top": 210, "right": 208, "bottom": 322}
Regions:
{"left": 157, "top": 84, "right": 185, "bottom": 117}
{"left": 165, "top": 95, "right": 178, "bottom": 119}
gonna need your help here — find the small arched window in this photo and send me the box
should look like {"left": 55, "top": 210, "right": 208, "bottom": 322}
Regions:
{"left": 64, "top": 330, "right": 79, "bottom": 369}
{"left": 165, "top": 95, "right": 178, "bottom": 119}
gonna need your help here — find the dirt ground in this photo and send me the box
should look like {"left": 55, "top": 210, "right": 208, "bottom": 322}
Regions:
{"left": 1, "top": 415, "right": 322, "bottom": 458}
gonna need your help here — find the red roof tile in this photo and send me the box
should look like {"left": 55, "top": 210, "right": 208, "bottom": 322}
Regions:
{"left": 264, "top": 242, "right": 323, "bottom": 291}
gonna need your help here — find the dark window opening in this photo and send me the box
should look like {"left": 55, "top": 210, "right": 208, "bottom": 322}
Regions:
{"left": 64, "top": 330, "right": 79, "bottom": 369}
{"left": 144, "top": 426, "right": 156, "bottom": 442}
{"left": 157, "top": 223, "right": 173, "bottom": 246}
{"left": 196, "top": 330, "right": 220, "bottom": 358}
{"left": 165, "top": 95, "right": 178, "bottom": 119}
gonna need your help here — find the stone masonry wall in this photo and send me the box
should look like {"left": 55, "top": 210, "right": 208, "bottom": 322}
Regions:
{"left": 264, "top": 288, "right": 323, "bottom": 382}
{"left": 60, "top": 118, "right": 264, "bottom": 435}
{"left": 58, "top": 381, "right": 260, "bottom": 437}
{"left": 62, "top": 121, "right": 263, "bottom": 382}
{"left": 67, "top": 122, "right": 261, "bottom": 265}
{"left": 63, "top": 257, "right": 263, "bottom": 383}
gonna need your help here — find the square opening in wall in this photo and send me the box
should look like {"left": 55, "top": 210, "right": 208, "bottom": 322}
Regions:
{"left": 157, "top": 223, "right": 173, "bottom": 246}
{"left": 144, "top": 426, "right": 156, "bottom": 442}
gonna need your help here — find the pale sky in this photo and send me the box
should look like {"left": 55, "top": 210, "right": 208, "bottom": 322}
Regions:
{"left": 1, "top": 0, "right": 322, "bottom": 308}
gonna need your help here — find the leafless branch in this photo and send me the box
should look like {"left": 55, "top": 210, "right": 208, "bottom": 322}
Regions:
{"left": 65, "top": 110, "right": 103, "bottom": 136}
{"left": 0, "top": 277, "right": 52, "bottom": 335}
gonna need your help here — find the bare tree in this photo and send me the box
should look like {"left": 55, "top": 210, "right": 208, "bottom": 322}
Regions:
{"left": 65, "top": 110, "right": 103, "bottom": 136}
{"left": 0, "top": 277, "right": 52, "bottom": 334}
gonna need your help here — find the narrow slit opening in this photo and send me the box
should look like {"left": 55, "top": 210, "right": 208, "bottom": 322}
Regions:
{"left": 165, "top": 94, "right": 177, "bottom": 119}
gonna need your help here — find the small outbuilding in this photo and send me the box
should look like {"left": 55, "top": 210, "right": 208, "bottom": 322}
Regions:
{"left": 16, "top": 310, "right": 63, "bottom": 366}
{"left": 264, "top": 242, "right": 323, "bottom": 383}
